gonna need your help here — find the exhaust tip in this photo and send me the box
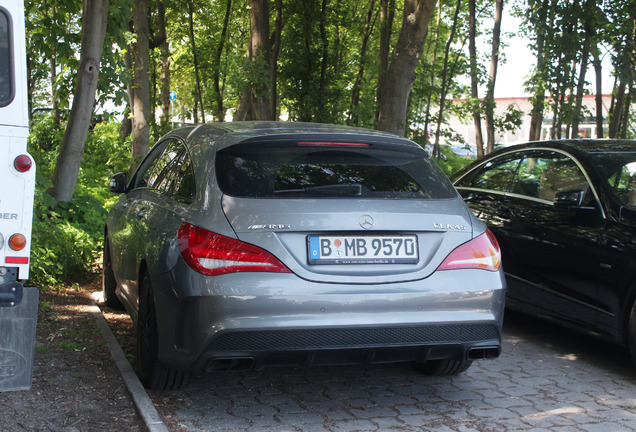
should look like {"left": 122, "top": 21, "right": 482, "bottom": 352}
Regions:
{"left": 467, "top": 347, "right": 500, "bottom": 360}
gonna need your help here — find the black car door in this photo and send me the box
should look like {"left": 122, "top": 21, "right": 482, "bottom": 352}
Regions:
{"left": 455, "top": 149, "right": 604, "bottom": 328}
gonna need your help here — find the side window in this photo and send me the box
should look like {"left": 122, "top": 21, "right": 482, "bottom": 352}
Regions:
{"left": 165, "top": 144, "right": 196, "bottom": 202}
{"left": 458, "top": 155, "right": 523, "bottom": 192}
{"left": 513, "top": 154, "right": 550, "bottom": 198}
{"left": 132, "top": 141, "right": 169, "bottom": 189}
{"left": 458, "top": 150, "right": 592, "bottom": 204}
{"left": 535, "top": 153, "right": 590, "bottom": 203}
{"left": 146, "top": 143, "right": 180, "bottom": 190}
{"left": 134, "top": 138, "right": 195, "bottom": 201}
{"left": 609, "top": 161, "right": 636, "bottom": 208}
{"left": 0, "top": 9, "right": 14, "bottom": 106}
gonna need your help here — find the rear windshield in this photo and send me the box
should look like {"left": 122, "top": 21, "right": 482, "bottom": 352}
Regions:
{"left": 215, "top": 142, "right": 457, "bottom": 199}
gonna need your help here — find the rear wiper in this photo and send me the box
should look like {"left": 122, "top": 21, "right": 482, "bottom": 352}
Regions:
{"left": 274, "top": 183, "right": 363, "bottom": 196}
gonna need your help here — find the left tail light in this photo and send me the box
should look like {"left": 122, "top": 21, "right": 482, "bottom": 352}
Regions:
{"left": 14, "top": 154, "right": 33, "bottom": 172}
{"left": 437, "top": 229, "right": 501, "bottom": 272}
{"left": 177, "top": 223, "right": 291, "bottom": 276}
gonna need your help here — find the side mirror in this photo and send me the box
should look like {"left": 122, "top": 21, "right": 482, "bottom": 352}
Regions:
{"left": 109, "top": 172, "right": 128, "bottom": 194}
{"left": 553, "top": 190, "right": 590, "bottom": 211}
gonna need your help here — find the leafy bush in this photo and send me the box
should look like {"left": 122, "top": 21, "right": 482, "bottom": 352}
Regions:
{"left": 27, "top": 119, "right": 131, "bottom": 287}
{"left": 434, "top": 145, "right": 476, "bottom": 177}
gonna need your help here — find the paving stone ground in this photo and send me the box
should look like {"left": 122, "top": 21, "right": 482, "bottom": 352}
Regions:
{"left": 149, "top": 312, "right": 636, "bottom": 432}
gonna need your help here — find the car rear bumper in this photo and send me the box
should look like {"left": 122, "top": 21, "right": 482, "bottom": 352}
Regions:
{"left": 151, "top": 263, "right": 507, "bottom": 371}
{"left": 196, "top": 322, "right": 502, "bottom": 371}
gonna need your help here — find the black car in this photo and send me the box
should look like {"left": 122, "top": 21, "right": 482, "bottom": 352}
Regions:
{"left": 452, "top": 139, "right": 636, "bottom": 366}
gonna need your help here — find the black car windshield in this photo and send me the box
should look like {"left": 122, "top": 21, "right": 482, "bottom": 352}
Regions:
{"left": 589, "top": 152, "right": 636, "bottom": 208}
{"left": 215, "top": 141, "right": 457, "bottom": 199}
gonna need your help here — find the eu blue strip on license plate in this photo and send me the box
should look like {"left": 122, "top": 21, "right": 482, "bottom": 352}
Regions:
{"left": 307, "top": 235, "right": 419, "bottom": 264}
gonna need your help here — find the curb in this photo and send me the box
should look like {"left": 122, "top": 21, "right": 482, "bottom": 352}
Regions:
{"left": 87, "top": 297, "right": 169, "bottom": 432}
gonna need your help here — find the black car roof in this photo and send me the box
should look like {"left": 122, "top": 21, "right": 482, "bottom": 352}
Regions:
{"left": 502, "top": 139, "right": 636, "bottom": 155}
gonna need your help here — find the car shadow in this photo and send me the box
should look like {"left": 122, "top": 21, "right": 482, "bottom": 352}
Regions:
{"left": 503, "top": 309, "right": 636, "bottom": 380}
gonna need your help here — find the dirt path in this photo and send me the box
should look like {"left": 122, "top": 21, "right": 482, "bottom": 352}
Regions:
{"left": 0, "top": 285, "right": 143, "bottom": 432}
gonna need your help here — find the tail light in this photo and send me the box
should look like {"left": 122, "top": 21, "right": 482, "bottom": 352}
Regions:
{"left": 14, "top": 154, "right": 33, "bottom": 172}
{"left": 8, "top": 234, "right": 27, "bottom": 251}
{"left": 437, "top": 229, "right": 501, "bottom": 272}
{"left": 177, "top": 223, "right": 291, "bottom": 276}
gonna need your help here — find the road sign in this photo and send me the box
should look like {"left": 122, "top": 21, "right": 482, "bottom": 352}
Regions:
{"left": 169, "top": 91, "right": 177, "bottom": 101}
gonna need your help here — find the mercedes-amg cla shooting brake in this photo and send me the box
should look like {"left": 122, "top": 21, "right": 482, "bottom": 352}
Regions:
{"left": 103, "top": 122, "right": 506, "bottom": 389}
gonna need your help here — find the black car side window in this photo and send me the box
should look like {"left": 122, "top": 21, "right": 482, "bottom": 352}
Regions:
{"left": 459, "top": 155, "right": 523, "bottom": 192}
{"left": 535, "top": 154, "right": 590, "bottom": 202}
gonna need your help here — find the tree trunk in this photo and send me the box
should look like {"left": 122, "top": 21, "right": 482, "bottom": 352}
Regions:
{"left": 423, "top": 6, "right": 442, "bottom": 146}
{"left": 376, "top": 0, "right": 395, "bottom": 126}
{"left": 469, "top": 0, "right": 484, "bottom": 158}
{"left": 619, "top": 84, "right": 632, "bottom": 139}
{"left": 433, "top": 0, "right": 462, "bottom": 158}
{"left": 528, "top": 0, "right": 552, "bottom": 142}
{"left": 570, "top": 36, "right": 590, "bottom": 138}
{"left": 485, "top": 0, "right": 503, "bottom": 154}
{"left": 592, "top": 52, "right": 603, "bottom": 138}
{"left": 187, "top": 0, "right": 205, "bottom": 123}
{"left": 158, "top": 40, "right": 170, "bottom": 135}
{"left": 270, "top": 0, "right": 283, "bottom": 120}
{"left": 131, "top": 0, "right": 151, "bottom": 168}
{"left": 48, "top": 0, "right": 109, "bottom": 203}
{"left": 213, "top": 0, "right": 232, "bottom": 122}
{"left": 349, "top": 0, "right": 376, "bottom": 126}
{"left": 156, "top": 1, "right": 170, "bottom": 135}
{"left": 234, "top": 0, "right": 272, "bottom": 120}
{"left": 316, "top": 0, "right": 330, "bottom": 123}
{"left": 377, "top": 0, "right": 438, "bottom": 136}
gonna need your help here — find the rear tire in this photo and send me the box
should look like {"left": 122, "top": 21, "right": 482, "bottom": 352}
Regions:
{"left": 417, "top": 359, "right": 473, "bottom": 376}
{"left": 102, "top": 235, "right": 123, "bottom": 309}
{"left": 628, "top": 300, "right": 636, "bottom": 368}
{"left": 137, "top": 272, "right": 190, "bottom": 390}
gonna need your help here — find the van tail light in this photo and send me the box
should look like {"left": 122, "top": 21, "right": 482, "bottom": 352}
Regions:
{"left": 437, "top": 229, "right": 501, "bottom": 272}
{"left": 14, "top": 155, "right": 33, "bottom": 172}
{"left": 8, "top": 234, "right": 27, "bottom": 251}
{"left": 177, "top": 223, "right": 291, "bottom": 276}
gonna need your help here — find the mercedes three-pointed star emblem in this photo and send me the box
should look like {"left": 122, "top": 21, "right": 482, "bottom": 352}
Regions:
{"left": 359, "top": 214, "right": 375, "bottom": 230}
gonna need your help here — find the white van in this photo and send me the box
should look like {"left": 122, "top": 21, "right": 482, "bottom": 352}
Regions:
{"left": 0, "top": 0, "right": 34, "bottom": 287}
{"left": 0, "top": 0, "right": 38, "bottom": 392}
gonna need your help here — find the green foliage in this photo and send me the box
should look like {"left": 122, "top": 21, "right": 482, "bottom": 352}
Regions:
{"left": 412, "top": 132, "right": 475, "bottom": 177}
{"left": 434, "top": 146, "right": 476, "bottom": 177}
{"left": 27, "top": 119, "right": 131, "bottom": 287}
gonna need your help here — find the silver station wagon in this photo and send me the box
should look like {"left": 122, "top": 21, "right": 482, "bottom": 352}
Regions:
{"left": 102, "top": 122, "right": 506, "bottom": 389}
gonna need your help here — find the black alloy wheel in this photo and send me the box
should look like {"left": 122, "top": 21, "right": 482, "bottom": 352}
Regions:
{"left": 137, "top": 272, "right": 190, "bottom": 390}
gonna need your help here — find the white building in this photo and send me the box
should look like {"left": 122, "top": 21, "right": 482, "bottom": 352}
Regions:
{"left": 448, "top": 94, "right": 614, "bottom": 148}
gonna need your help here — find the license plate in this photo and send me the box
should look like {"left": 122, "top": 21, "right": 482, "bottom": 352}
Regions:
{"left": 307, "top": 235, "right": 419, "bottom": 264}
